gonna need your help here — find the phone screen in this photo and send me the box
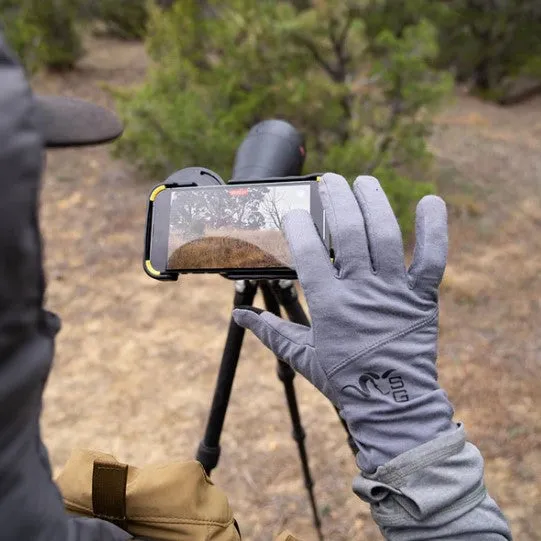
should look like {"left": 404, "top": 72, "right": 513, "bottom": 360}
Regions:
{"left": 165, "top": 182, "right": 313, "bottom": 271}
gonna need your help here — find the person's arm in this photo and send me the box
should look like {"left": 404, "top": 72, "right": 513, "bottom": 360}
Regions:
{"left": 353, "top": 424, "right": 511, "bottom": 539}
{"left": 233, "top": 173, "right": 512, "bottom": 540}
{"left": 0, "top": 32, "right": 131, "bottom": 541}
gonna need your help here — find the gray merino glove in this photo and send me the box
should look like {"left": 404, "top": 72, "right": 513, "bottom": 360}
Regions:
{"left": 233, "top": 173, "right": 457, "bottom": 474}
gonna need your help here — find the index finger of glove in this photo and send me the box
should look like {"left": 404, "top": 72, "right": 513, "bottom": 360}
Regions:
{"left": 283, "top": 209, "right": 335, "bottom": 295}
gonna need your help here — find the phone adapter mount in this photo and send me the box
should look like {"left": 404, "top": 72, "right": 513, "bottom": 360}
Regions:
{"left": 143, "top": 166, "right": 321, "bottom": 282}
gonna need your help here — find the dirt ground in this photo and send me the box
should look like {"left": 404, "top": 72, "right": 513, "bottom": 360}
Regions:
{"left": 34, "top": 36, "right": 540, "bottom": 540}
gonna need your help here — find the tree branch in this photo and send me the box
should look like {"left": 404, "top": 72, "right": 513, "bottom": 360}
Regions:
{"left": 338, "top": 7, "right": 355, "bottom": 46}
{"left": 328, "top": 9, "right": 354, "bottom": 82}
{"left": 328, "top": 9, "right": 357, "bottom": 141}
{"left": 367, "top": 79, "right": 404, "bottom": 172}
{"left": 293, "top": 34, "right": 340, "bottom": 80}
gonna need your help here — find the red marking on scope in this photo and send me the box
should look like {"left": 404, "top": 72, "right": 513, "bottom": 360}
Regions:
{"left": 299, "top": 146, "right": 305, "bottom": 157}
{"left": 228, "top": 188, "right": 249, "bottom": 196}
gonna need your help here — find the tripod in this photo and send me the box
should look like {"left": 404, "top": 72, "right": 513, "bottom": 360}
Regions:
{"left": 196, "top": 279, "right": 357, "bottom": 541}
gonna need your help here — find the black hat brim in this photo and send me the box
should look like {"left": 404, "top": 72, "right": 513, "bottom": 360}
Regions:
{"left": 35, "top": 95, "right": 124, "bottom": 148}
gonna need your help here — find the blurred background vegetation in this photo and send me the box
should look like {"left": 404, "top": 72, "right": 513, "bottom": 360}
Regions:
{"left": 2, "top": 6, "right": 538, "bottom": 539}
{"left": 2, "top": 0, "right": 541, "bottom": 234}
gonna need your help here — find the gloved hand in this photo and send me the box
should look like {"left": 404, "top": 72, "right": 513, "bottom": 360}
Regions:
{"left": 233, "top": 173, "right": 457, "bottom": 473}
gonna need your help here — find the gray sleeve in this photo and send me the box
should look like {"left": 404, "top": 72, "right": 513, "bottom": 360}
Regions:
{"left": 353, "top": 424, "right": 512, "bottom": 540}
{"left": 0, "top": 31, "right": 132, "bottom": 541}
{"left": 0, "top": 316, "right": 134, "bottom": 541}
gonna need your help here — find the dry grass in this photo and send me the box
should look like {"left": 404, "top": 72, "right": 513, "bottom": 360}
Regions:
{"left": 34, "top": 38, "right": 541, "bottom": 540}
{"left": 207, "top": 228, "right": 292, "bottom": 265}
{"left": 168, "top": 235, "right": 287, "bottom": 270}
{"left": 169, "top": 228, "right": 291, "bottom": 270}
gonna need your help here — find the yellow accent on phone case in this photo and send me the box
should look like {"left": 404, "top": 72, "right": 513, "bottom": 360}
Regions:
{"left": 150, "top": 185, "right": 166, "bottom": 202}
{"left": 145, "top": 260, "right": 161, "bottom": 277}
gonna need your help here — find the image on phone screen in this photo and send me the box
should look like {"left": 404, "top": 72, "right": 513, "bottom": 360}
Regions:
{"left": 166, "top": 183, "right": 312, "bottom": 271}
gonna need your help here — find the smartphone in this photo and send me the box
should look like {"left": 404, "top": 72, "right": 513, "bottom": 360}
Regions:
{"left": 147, "top": 180, "right": 328, "bottom": 279}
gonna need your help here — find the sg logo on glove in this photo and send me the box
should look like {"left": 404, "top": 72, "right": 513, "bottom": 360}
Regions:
{"left": 342, "top": 370, "right": 410, "bottom": 403}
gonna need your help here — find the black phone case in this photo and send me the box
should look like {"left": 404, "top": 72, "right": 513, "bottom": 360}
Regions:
{"left": 143, "top": 169, "right": 322, "bottom": 282}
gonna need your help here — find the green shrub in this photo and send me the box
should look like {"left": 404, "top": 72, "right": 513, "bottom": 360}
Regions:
{"left": 0, "top": 0, "right": 83, "bottom": 72}
{"left": 29, "top": 0, "right": 83, "bottom": 70}
{"left": 89, "top": 0, "right": 148, "bottom": 40}
{"left": 0, "top": 0, "right": 42, "bottom": 72}
{"left": 114, "top": 0, "right": 452, "bottom": 236}
{"left": 360, "top": 0, "right": 541, "bottom": 103}
{"left": 362, "top": 0, "right": 541, "bottom": 103}
{"left": 436, "top": 0, "right": 541, "bottom": 101}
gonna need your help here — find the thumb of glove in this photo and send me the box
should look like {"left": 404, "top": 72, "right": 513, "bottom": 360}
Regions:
{"left": 232, "top": 307, "right": 316, "bottom": 382}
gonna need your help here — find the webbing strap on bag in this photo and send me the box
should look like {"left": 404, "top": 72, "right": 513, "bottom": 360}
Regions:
{"left": 92, "top": 460, "right": 129, "bottom": 530}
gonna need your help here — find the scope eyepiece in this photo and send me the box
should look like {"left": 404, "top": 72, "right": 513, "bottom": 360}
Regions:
{"left": 231, "top": 119, "right": 305, "bottom": 182}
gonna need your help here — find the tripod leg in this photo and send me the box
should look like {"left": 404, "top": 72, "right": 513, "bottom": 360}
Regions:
{"left": 260, "top": 282, "right": 324, "bottom": 541}
{"left": 196, "top": 280, "right": 258, "bottom": 475}
{"left": 273, "top": 280, "right": 359, "bottom": 457}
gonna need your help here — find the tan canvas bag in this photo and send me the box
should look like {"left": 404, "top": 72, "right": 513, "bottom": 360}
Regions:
{"left": 56, "top": 449, "right": 303, "bottom": 541}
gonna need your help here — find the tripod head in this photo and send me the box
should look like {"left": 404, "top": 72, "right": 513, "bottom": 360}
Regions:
{"left": 230, "top": 119, "right": 306, "bottom": 182}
